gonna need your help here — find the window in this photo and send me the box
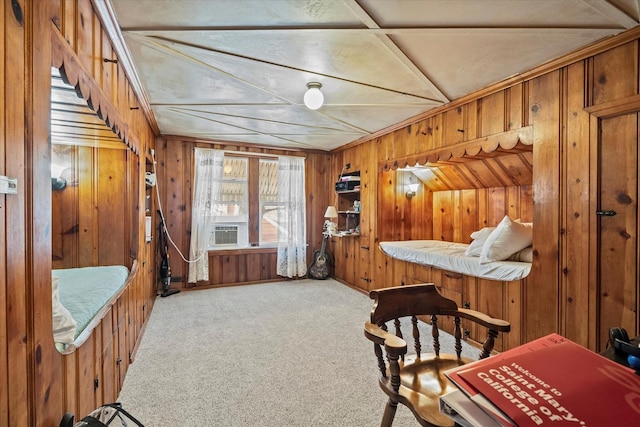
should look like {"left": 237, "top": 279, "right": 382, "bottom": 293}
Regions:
{"left": 208, "top": 157, "right": 249, "bottom": 249}
{"left": 191, "top": 149, "right": 306, "bottom": 281}
{"left": 259, "top": 159, "right": 281, "bottom": 246}
{"left": 208, "top": 155, "right": 283, "bottom": 249}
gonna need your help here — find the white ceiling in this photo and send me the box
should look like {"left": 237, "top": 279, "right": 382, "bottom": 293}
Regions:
{"left": 106, "top": 0, "right": 640, "bottom": 152}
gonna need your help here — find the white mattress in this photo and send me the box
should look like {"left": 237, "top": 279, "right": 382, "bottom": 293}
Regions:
{"left": 379, "top": 240, "right": 531, "bottom": 281}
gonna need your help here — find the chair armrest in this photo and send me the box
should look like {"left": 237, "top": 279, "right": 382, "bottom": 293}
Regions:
{"left": 445, "top": 308, "right": 511, "bottom": 333}
{"left": 364, "top": 321, "right": 408, "bottom": 356}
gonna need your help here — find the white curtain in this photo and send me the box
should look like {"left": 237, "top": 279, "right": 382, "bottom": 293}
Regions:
{"left": 276, "top": 156, "right": 307, "bottom": 278}
{"left": 188, "top": 148, "right": 224, "bottom": 283}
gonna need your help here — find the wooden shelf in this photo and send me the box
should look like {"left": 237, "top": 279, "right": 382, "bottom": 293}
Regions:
{"left": 335, "top": 172, "right": 361, "bottom": 233}
{"left": 325, "top": 231, "right": 360, "bottom": 238}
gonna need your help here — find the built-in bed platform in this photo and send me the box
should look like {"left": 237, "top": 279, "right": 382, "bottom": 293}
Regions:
{"left": 378, "top": 216, "right": 534, "bottom": 352}
{"left": 52, "top": 262, "right": 136, "bottom": 353}
{"left": 379, "top": 240, "right": 531, "bottom": 281}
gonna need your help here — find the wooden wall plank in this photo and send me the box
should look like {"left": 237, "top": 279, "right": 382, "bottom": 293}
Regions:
{"left": 508, "top": 84, "right": 524, "bottom": 130}
{"left": 460, "top": 189, "right": 478, "bottom": 243}
{"left": 97, "top": 149, "right": 127, "bottom": 265}
{"left": 465, "top": 101, "right": 478, "bottom": 140}
{"left": 415, "top": 117, "right": 435, "bottom": 152}
{"left": 75, "top": 0, "right": 93, "bottom": 71}
{"left": 116, "top": 295, "right": 128, "bottom": 389}
{"left": 0, "top": 0, "right": 6, "bottom": 422}
{"left": 101, "top": 313, "right": 115, "bottom": 404}
{"left": 77, "top": 335, "right": 96, "bottom": 416}
{"left": 480, "top": 91, "right": 506, "bottom": 136}
{"left": 4, "top": 0, "right": 28, "bottom": 422}
{"left": 393, "top": 124, "right": 411, "bottom": 159}
{"left": 61, "top": 354, "right": 78, "bottom": 417}
{"left": 527, "top": 70, "right": 561, "bottom": 342}
{"left": 432, "top": 115, "right": 443, "bottom": 149}
{"left": 33, "top": 3, "right": 64, "bottom": 423}
{"left": 563, "top": 62, "right": 591, "bottom": 345}
{"left": 60, "top": 0, "right": 76, "bottom": 49}
{"left": 443, "top": 106, "right": 464, "bottom": 146}
{"left": 52, "top": 145, "right": 77, "bottom": 267}
{"left": 100, "top": 28, "right": 114, "bottom": 100}
{"left": 162, "top": 140, "right": 187, "bottom": 285}
{"left": 246, "top": 253, "right": 261, "bottom": 282}
{"left": 504, "top": 280, "right": 523, "bottom": 352}
{"left": 592, "top": 41, "right": 638, "bottom": 105}
{"left": 77, "top": 146, "right": 96, "bottom": 265}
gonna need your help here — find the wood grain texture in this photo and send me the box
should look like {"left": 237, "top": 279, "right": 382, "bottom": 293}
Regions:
{"left": 0, "top": 1, "right": 159, "bottom": 422}
{"left": 598, "top": 113, "right": 638, "bottom": 348}
{"left": 563, "top": 62, "right": 592, "bottom": 346}
{"left": 3, "top": 19, "right": 29, "bottom": 427}
{"left": 8, "top": 4, "right": 640, "bottom": 425}
{"left": 333, "top": 46, "right": 607, "bottom": 353}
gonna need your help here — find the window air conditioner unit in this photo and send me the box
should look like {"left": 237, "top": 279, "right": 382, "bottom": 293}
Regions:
{"left": 213, "top": 225, "right": 239, "bottom": 245}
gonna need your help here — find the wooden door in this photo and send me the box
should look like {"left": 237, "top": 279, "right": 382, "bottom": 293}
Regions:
{"left": 597, "top": 112, "right": 638, "bottom": 349}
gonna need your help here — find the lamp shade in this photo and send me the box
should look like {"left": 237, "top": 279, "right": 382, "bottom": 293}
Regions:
{"left": 408, "top": 183, "right": 420, "bottom": 193}
{"left": 324, "top": 206, "right": 338, "bottom": 218}
{"left": 304, "top": 82, "right": 324, "bottom": 110}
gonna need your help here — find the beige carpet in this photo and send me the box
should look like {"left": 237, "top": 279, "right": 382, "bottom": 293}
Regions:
{"left": 117, "top": 279, "right": 478, "bottom": 426}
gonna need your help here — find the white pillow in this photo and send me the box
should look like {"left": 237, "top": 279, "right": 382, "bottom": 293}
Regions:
{"left": 52, "top": 275, "right": 77, "bottom": 345}
{"left": 508, "top": 246, "right": 533, "bottom": 262}
{"left": 464, "top": 227, "right": 496, "bottom": 256}
{"left": 479, "top": 216, "right": 533, "bottom": 264}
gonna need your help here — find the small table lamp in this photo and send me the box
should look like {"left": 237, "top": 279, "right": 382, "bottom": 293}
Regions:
{"left": 324, "top": 205, "right": 338, "bottom": 234}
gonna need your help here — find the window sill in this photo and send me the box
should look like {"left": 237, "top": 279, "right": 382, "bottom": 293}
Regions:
{"left": 208, "top": 246, "right": 278, "bottom": 255}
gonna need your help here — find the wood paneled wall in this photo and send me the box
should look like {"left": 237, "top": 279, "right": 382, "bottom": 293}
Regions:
{"left": 1, "top": 1, "right": 157, "bottom": 425}
{"left": 52, "top": 144, "right": 137, "bottom": 268}
{"left": 154, "top": 137, "right": 331, "bottom": 289}
{"left": 330, "top": 27, "right": 640, "bottom": 353}
{"left": 3, "top": 0, "right": 640, "bottom": 424}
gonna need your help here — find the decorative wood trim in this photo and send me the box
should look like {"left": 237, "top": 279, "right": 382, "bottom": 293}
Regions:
{"left": 584, "top": 93, "right": 640, "bottom": 118}
{"left": 378, "top": 125, "right": 533, "bottom": 172}
{"left": 50, "top": 22, "right": 139, "bottom": 154}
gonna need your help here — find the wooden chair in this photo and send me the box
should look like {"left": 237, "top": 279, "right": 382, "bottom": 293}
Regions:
{"left": 364, "top": 283, "right": 511, "bottom": 427}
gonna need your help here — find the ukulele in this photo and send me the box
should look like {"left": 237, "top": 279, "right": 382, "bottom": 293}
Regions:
{"left": 309, "top": 234, "right": 330, "bottom": 279}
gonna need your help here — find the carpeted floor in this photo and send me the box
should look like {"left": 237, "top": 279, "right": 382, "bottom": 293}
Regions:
{"left": 117, "top": 279, "right": 478, "bottom": 426}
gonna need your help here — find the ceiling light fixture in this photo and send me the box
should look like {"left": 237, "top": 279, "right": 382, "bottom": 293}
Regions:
{"left": 303, "top": 82, "right": 324, "bottom": 110}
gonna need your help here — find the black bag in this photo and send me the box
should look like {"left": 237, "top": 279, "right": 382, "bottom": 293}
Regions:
{"left": 60, "top": 403, "right": 144, "bottom": 427}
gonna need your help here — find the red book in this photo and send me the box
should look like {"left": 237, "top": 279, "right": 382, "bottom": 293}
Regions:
{"left": 445, "top": 334, "right": 571, "bottom": 426}
{"left": 455, "top": 335, "right": 640, "bottom": 426}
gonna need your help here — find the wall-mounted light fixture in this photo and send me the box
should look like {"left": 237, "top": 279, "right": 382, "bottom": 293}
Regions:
{"left": 304, "top": 82, "right": 324, "bottom": 110}
{"left": 406, "top": 183, "right": 419, "bottom": 199}
{"left": 51, "top": 163, "right": 67, "bottom": 191}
